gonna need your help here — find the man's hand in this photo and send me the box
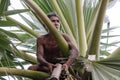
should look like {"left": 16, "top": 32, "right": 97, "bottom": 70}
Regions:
{"left": 47, "top": 63, "right": 55, "bottom": 74}
{"left": 62, "top": 63, "right": 68, "bottom": 70}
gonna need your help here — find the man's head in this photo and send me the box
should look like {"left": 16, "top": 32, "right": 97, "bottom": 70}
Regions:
{"left": 47, "top": 12, "right": 60, "bottom": 30}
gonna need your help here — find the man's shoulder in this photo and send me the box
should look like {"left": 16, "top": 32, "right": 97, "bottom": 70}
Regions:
{"left": 60, "top": 32, "right": 67, "bottom": 36}
{"left": 61, "top": 33, "right": 69, "bottom": 38}
{"left": 60, "top": 33, "right": 71, "bottom": 41}
{"left": 37, "top": 34, "right": 48, "bottom": 40}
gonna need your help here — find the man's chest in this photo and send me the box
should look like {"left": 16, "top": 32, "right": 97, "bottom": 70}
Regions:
{"left": 43, "top": 40, "right": 60, "bottom": 52}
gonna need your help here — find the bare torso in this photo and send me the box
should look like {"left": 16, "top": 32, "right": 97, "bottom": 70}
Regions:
{"left": 37, "top": 34, "right": 63, "bottom": 64}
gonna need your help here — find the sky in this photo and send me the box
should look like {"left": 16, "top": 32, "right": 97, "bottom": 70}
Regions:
{"left": 106, "top": 1, "right": 120, "bottom": 27}
{"left": 105, "top": 1, "right": 120, "bottom": 52}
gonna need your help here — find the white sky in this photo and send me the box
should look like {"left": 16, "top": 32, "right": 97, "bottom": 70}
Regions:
{"left": 105, "top": 1, "right": 120, "bottom": 52}
{"left": 107, "top": 1, "right": 120, "bottom": 27}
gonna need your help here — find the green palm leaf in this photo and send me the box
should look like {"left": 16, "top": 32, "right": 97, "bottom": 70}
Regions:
{"left": 0, "top": 0, "right": 10, "bottom": 15}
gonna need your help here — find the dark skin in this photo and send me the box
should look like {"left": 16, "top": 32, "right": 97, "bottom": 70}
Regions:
{"left": 28, "top": 15, "right": 79, "bottom": 74}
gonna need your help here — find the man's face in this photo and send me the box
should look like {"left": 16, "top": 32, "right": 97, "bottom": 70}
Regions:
{"left": 49, "top": 16, "right": 60, "bottom": 30}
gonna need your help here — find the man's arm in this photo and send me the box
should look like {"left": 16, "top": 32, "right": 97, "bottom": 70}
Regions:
{"left": 62, "top": 34, "right": 79, "bottom": 68}
{"left": 37, "top": 37, "right": 52, "bottom": 66}
{"left": 37, "top": 37, "right": 55, "bottom": 73}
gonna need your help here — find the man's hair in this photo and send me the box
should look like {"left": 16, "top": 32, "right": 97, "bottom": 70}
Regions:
{"left": 47, "top": 12, "right": 59, "bottom": 19}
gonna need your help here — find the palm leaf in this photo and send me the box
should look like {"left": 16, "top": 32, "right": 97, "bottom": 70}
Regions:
{"left": 0, "top": 19, "right": 16, "bottom": 26}
{"left": 4, "top": 9, "right": 30, "bottom": 16}
{"left": 0, "top": 67, "right": 49, "bottom": 80}
{"left": 0, "top": 28, "right": 22, "bottom": 41}
{"left": 92, "top": 62, "right": 120, "bottom": 80}
{"left": 0, "top": 0, "right": 10, "bottom": 15}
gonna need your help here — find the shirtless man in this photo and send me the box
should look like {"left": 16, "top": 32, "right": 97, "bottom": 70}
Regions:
{"left": 28, "top": 12, "right": 79, "bottom": 74}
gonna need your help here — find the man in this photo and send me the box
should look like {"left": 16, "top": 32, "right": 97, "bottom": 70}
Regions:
{"left": 28, "top": 12, "right": 79, "bottom": 74}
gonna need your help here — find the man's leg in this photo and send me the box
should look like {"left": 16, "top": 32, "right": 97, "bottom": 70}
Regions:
{"left": 28, "top": 64, "right": 50, "bottom": 80}
{"left": 28, "top": 64, "right": 50, "bottom": 73}
{"left": 28, "top": 65, "right": 39, "bottom": 71}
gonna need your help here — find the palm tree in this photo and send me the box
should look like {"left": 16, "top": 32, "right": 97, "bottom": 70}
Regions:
{"left": 0, "top": 0, "right": 120, "bottom": 80}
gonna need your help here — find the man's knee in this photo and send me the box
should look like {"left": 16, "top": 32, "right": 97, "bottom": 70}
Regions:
{"left": 28, "top": 65, "right": 49, "bottom": 73}
{"left": 28, "top": 65, "right": 38, "bottom": 70}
